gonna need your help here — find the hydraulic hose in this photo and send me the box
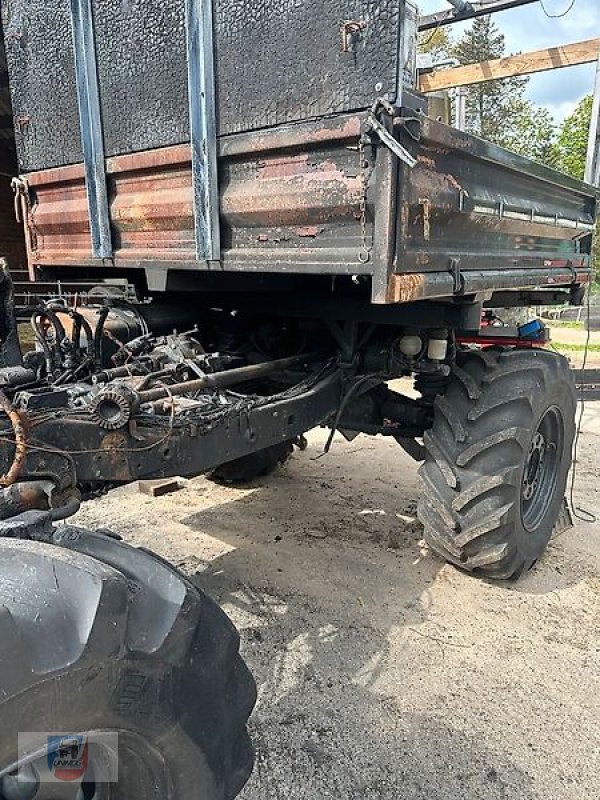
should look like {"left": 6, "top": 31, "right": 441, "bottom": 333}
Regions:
{"left": 0, "top": 389, "right": 26, "bottom": 487}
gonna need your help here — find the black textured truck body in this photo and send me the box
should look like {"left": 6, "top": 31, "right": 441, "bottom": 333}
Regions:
{"left": 3, "top": 0, "right": 404, "bottom": 171}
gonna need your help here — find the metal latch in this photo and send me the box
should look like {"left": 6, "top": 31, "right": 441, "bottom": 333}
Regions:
{"left": 448, "top": 257, "right": 465, "bottom": 294}
{"left": 341, "top": 20, "right": 367, "bottom": 53}
{"left": 11, "top": 176, "right": 37, "bottom": 256}
{"left": 366, "top": 113, "right": 417, "bottom": 168}
{"left": 11, "top": 177, "right": 27, "bottom": 224}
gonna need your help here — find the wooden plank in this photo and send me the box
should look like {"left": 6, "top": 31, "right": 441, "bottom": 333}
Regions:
{"left": 138, "top": 478, "right": 182, "bottom": 498}
{"left": 419, "top": 38, "right": 600, "bottom": 93}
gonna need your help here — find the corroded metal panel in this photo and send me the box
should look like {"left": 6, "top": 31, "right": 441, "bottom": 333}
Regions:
{"left": 92, "top": 0, "right": 190, "bottom": 158}
{"left": 109, "top": 147, "right": 195, "bottom": 261}
{"left": 24, "top": 113, "right": 370, "bottom": 274}
{"left": 394, "top": 116, "right": 596, "bottom": 274}
{"left": 25, "top": 164, "right": 93, "bottom": 265}
{"left": 213, "top": 0, "right": 404, "bottom": 135}
{"left": 19, "top": 112, "right": 596, "bottom": 303}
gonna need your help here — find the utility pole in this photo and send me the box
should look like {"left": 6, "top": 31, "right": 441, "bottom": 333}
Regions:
{"left": 419, "top": 0, "right": 539, "bottom": 31}
{"left": 585, "top": 52, "right": 600, "bottom": 187}
{"left": 454, "top": 87, "right": 468, "bottom": 131}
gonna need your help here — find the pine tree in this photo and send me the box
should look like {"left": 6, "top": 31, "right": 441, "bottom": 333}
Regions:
{"left": 452, "top": 16, "right": 529, "bottom": 143}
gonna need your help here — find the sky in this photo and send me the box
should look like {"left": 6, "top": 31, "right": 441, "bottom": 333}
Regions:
{"left": 417, "top": 0, "right": 599, "bottom": 122}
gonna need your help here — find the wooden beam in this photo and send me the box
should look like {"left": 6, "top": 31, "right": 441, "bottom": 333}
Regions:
{"left": 419, "top": 38, "right": 600, "bottom": 93}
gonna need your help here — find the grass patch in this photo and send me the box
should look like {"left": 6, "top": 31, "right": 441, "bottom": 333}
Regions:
{"left": 551, "top": 342, "right": 600, "bottom": 354}
{"left": 545, "top": 320, "right": 585, "bottom": 329}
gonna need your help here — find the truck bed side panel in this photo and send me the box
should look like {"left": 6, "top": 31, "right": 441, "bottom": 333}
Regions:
{"left": 395, "top": 117, "right": 596, "bottom": 274}
{"left": 21, "top": 112, "right": 595, "bottom": 303}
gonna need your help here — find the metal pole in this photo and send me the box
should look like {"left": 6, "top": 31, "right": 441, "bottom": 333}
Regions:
{"left": 419, "top": 0, "right": 539, "bottom": 31}
{"left": 455, "top": 87, "right": 468, "bottom": 131}
{"left": 585, "top": 52, "right": 600, "bottom": 187}
{"left": 69, "top": 0, "right": 113, "bottom": 260}
{"left": 184, "top": 0, "right": 221, "bottom": 262}
{"left": 445, "top": 0, "right": 472, "bottom": 11}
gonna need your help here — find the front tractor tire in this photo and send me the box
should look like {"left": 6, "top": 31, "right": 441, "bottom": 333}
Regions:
{"left": 418, "top": 348, "right": 576, "bottom": 580}
{"left": 0, "top": 528, "right": 256, "bottom": 800}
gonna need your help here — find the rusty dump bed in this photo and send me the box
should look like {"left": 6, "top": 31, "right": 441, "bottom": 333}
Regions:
{"left": 2, "top": 0, "right": 596, "bottom": 305}
{"left": 18, "top": 111, "right": 596, "bottom": 304}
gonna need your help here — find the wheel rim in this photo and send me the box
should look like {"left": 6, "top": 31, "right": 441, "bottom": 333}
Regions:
{"left": 0, "top": 731, "right": 170, "bottom": 800}
{"left": 521, "top": 406, "right": 564, "bottom": 532}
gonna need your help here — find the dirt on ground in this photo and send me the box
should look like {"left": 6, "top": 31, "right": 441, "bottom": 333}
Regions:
{"left": 74, "top": 406, "right": 600, "bottom": 800}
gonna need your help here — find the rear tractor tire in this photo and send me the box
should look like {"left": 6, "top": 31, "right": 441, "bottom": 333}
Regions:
{"left": 418, "top": 348, "right": 576, "bottom": 580}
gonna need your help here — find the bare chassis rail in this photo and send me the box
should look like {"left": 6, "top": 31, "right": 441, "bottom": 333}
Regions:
{"left": 0, "top": 371, "right": 343, "bottom": 493}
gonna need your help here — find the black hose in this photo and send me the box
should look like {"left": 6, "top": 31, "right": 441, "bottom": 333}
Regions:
{"left": 71, "top": 311, "right": 83, "bottom": 358}
{"left": 48, "top": 494, "right": 81, "bottom": 521}
{"left": 93, "top": 305, "right": 110, "bottom": 367}
{"left": 74, "top": 311, "right": 95, "bottom": 359}
{"left": 35, "top": 308, "right": 67, "bottom": 344}
{"left": 30, "top": 315, "right": 54, "bottom": 376}
{"left": 31, "top": 308, "right": 68, "bottom": 378}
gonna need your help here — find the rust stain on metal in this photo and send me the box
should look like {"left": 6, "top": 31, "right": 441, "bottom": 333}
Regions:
{"left": 14, "top": 114, "right": 31, "bottom": 133}
{"left": 417, "top": 154, "right": 436, "bottom": 169}
{"left": 295, "top": 226, "right": 323, "bottom": 238}
{"left": 341, "top": 20, "right": 367, "bottom": 53}
{"left": 255, "top": 153, "right": 315, "bottom": 179}
{"left": 101, "top": 431, "right": 131, "bottom": 482}
{"left": 0, "top": 389, "right": 26, "bottom": 487}
{"left": 24, "top": 114, "right": 367, "bottom": 270}
{"left": 418, "top": 198, "right": 431, "bottom": 241}
{"left": 386, "top": 273, "right": 426, "bottom": 303}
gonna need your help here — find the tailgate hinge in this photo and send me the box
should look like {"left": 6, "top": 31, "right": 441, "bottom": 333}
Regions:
{"left": 366, "top": 102, "right": 417, "bottom": 169}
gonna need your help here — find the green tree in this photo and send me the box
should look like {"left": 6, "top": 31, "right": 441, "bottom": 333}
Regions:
{"left": 418, "top": 27, "right": 453, "bottom": 62}
{"left": 448, "top": 16, "right": 560, "bottom": 169}
{"left": 556, "top": 95, "right": 593, "bottom": 180}
{"left": 554, "top": 96, "right": 597, "bottom": 281}
{"left": 451, "top": 16, "right": 529, "bottom": 143}
{"left": 499, "top": 99, "right": 559, "bottom": 167}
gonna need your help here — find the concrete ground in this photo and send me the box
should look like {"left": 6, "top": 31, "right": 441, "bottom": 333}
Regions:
{"left": 75, "top": 405, "right": 600, "bottom": 800}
